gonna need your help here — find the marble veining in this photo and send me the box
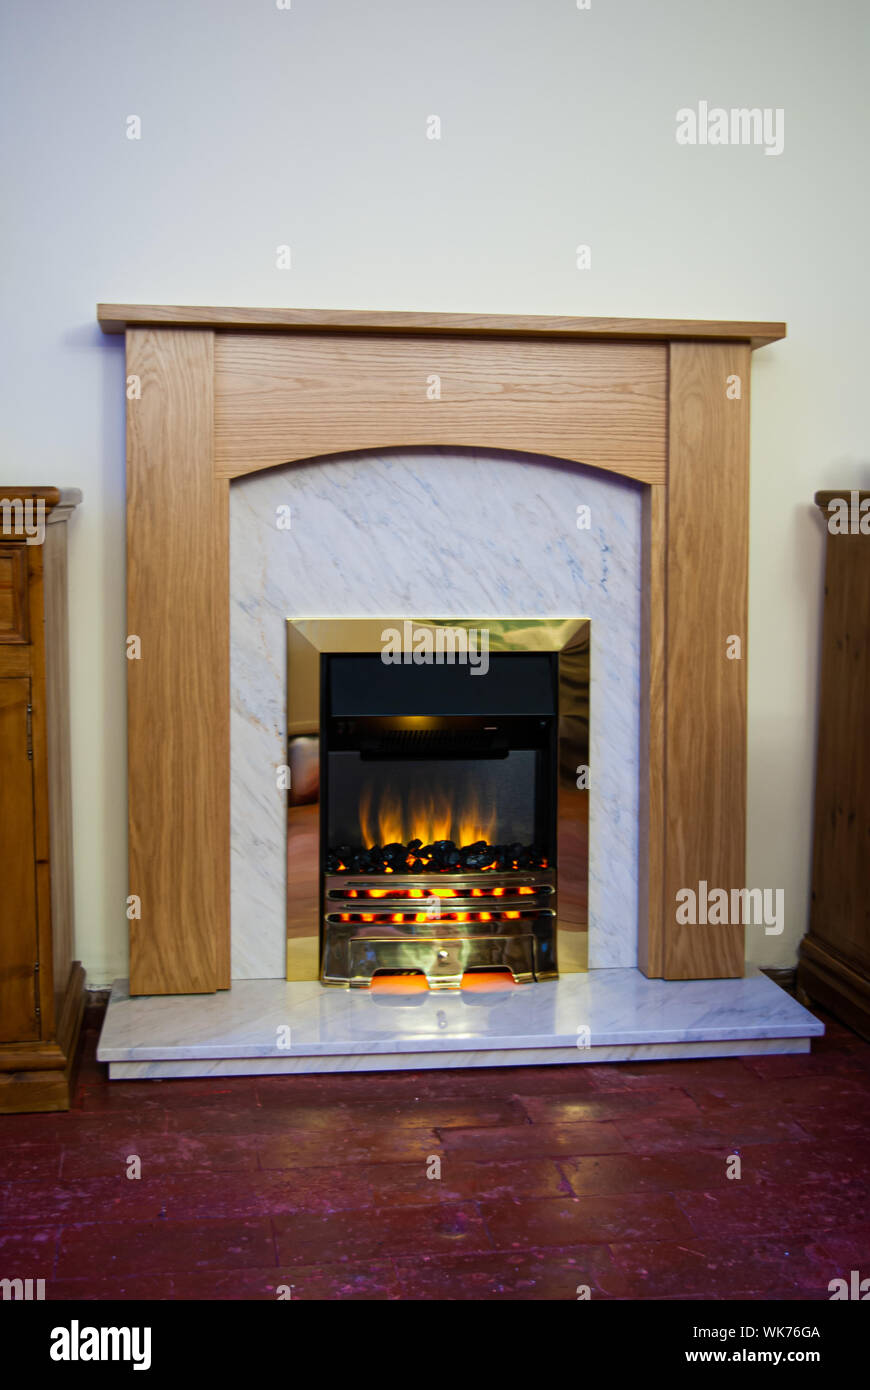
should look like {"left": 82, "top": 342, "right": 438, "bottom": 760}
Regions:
{"left": 230, "top": 447, "right": 643, "bottom": 979}
{"left": 98, "top": 966, "right": 823, "bottom": 1069}
{"left": 108, "top": 1039, "right": 811, "bottom": 1080}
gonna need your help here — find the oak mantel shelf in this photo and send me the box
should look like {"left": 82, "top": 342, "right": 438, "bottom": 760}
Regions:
{"left": 97, "top": 304, "right": 786, "bottom": 350}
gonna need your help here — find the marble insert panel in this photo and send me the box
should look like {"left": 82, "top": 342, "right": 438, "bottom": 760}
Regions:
{"left": 230, "top": 447, "right": 643, "bottom": 979}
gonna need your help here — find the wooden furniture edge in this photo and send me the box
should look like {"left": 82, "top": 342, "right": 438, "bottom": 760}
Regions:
{"left": 798, "top": 936, "right": 870, "bottom": 1040}
{"left": 815, "top": 489, "right": 870, "bottom": 513}
{"left": 98, "top": 304, "right": 786, "bottom": 349}
{"left": 638, "top": 484, "right": 666, "bottom": 976}
{"left": 0, "top": 961, "right": 86, "bottom": 1112}
{"left": 0, "top": 487, "right": 82, "bottom": 521}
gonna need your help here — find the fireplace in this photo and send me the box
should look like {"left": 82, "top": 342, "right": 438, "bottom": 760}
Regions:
{"left": 286, "top": 618, "right": 589, "bottom": 986}
{"left": 94, "top": 305, "right": 829, "bottom": 1076}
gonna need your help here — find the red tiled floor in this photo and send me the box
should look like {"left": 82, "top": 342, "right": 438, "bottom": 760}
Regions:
{"left": 0, "top": 1225, "right": 59, "bottom": 1278}
{"left": 257, "top": 1126, "right": 443, "bottom": 1168}
{"left": 0, "top": 1142, "right": 63, "bottom": 1182}
{"left": 364, "top": 1157, "right": 571, "bottom": 1205}
{"left": 2, "top": 998, "right": 870, "bottom": 1299}
{"left": 171, "top": 1261, "right": 400, "bottom": 1300}
{"left": 47, "top": 1273, "right": 176, "bottom": 1301}
{"left": 611, "top": 1107, "right": 811, "bottom": 1154}
{"left": 675, "top": 1181, "right": 868, "bottom": 1239}
{"left": 605, "top": 1235, "right": 837, "bottom": 1299}
{"left": 392, "top": 1246, "right": 631, "bottom": 1299}
{"left": 56, "top": 1216, "right": 276, "bottom": 1279}
{"left": 59, "top": 1132, "right": 261, "bottom": 1179}
{"left": 809, "top": 1222, "right": 870, "bottom": 1267}
{"left": 71, "top": 1079, "right": 256, "bottom": 1116}
{"left": 437, "top": 1119, "right": 629, "bottom": 1157}
{"left": 515, "top": 1087, "right": 702, "bottom": 1124}
{"left": 273, "top": 1201, "right": 489, "bottom": 1264}
{"left": 3, "top": 1167, "right": 374, "bottom": 1225}
{"left": 556, "top": 1151, "right": 733, "bottom": 1196}
{"left": 323, "top": 1096, "right": 529, "bottom": 1129}
{"left": 480, "top": 1192, "right": 694, "bottom": 1247}
{"left": 685, "top": 1072, "right": 870, "bottom": 1113}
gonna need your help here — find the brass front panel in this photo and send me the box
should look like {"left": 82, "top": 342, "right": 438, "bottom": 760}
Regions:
{"left": 286, "top": 622, "right": 321, "bottom": 980}
{"left": 286, "top": 618, "right": 590, "bottom": 983}
{"left": 322, "top": 868, "right": 557, "bottom": 989}
{"left": 344, "top": 934, "right": 541, "bottom": 990}
{"left": 557, "top": 629, "right": 590, "bottom": 972}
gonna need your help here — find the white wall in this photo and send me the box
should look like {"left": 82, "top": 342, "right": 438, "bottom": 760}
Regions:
{"left": 2, "top": 0, "right": 867, "bottom": 985}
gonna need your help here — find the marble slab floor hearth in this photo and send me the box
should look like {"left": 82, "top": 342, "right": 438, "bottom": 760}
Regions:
{"left": 98, "top": 968, "right": 823, "bottom": 1078}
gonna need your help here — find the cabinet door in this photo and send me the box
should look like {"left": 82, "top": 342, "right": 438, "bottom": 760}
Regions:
{"left": 0, "top": 546, "right": 29, "bottom": 643}
{"left": 0, "top": 678, "right": 39, "bottom": 1042}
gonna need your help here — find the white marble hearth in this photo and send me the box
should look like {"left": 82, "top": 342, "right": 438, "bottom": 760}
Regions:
{"left": 98, "top": 967, "right": 823, "bottom": 1078}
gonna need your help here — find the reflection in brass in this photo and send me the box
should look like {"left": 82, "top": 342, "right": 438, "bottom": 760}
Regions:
{"left": 286, "top": 618, "right": 590, "bottom": 984}
{"left": 346, "top": 935, "right": 540, "bottom": 990}
{"left": 322, "top": 870, "right": 557, "bottom": 989}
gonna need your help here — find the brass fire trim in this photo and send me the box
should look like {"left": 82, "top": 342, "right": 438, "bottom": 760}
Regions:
{"left": 286, "top": 617, "right": 589, "bottom": 982}
{"left": 328, "top": 928, "right": 556, "bottom": 990}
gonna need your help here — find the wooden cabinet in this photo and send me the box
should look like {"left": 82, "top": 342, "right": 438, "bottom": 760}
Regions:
{"left": 0, "top": 678, "right": 40, "bottom": 1042}
{"left": 798, "top": 491, "right": 870, "bottom": 1038}
{"left": 0, "top": 547, "right": 29, "bottom": 641}
{"left": 0, "top": 487, "right": 83, "bottom": 1111}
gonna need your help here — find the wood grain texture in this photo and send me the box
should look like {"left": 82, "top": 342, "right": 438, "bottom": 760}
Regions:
{"left": 42, "top": 520, "right": 75, "bottom": 1009}
{"left": 0, "top": 487, "right": 63, "bottom": 509}
{"left": 126, "top": 329, "right": 229, "bottom": 994}
{"left": 25, "top": 543, "right": 56, "bottom": 1035}
{"left": 214, "top": 334, "right": 668, "bottom": 483}
{"left": 0, "top": 547, "right": 29, "bottom": 643}
{"left": 114, "top": 314, "right": 776, "bottom": 992}
{"left": 0, "top": 648, "right": 29, "bottom": 677}
{"left": 638, "top": 484, "right": 666, "bottom": 977}
{"left": 799, "top": 511, "right": 870, "bottom": 1034}
{"left": 0, "top": 961, "right": 84, "bottom": 1112}
{"left": 212, "top": 478, "right": 231, "bottom": 989}
{"left": 0, "top": 1067, "right": 71, "bottom": 1112}
{"left": 0, "top": 501, "right": 84, "bottom": 1109}
{"left": 98, "top": 303, "right": 786, "bottom": 350}
{"left": 0, "top": 678, "right": 39, "bottom": 1042}
{"left": 0, "top": 1040, "right": 67, "bottom": 1070}
{"left": 663, "top": 343, "right": 749, "bottom": 979}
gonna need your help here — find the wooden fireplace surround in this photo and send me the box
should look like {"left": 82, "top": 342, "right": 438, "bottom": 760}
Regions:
{"left": 98, "top": 304, "right": 786, "bottom": 995}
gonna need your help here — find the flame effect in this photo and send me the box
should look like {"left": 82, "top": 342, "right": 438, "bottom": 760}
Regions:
{"left": 358, "top": 782, "right": 496, "bottom": 851}
{"left": 335, "top": 909, "right": 534, "bottom": 924}
{"left": 370, "top": 972, "right": 516, "bottom": 995}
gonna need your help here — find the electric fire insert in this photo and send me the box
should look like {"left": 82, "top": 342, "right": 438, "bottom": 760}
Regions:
{"left": 286, "top": 619, "right": 589, "bottom": 988}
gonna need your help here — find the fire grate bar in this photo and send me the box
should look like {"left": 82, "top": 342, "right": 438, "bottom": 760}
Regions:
{"left": 321, "top": 870, "right": 558, "bottom": 988}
